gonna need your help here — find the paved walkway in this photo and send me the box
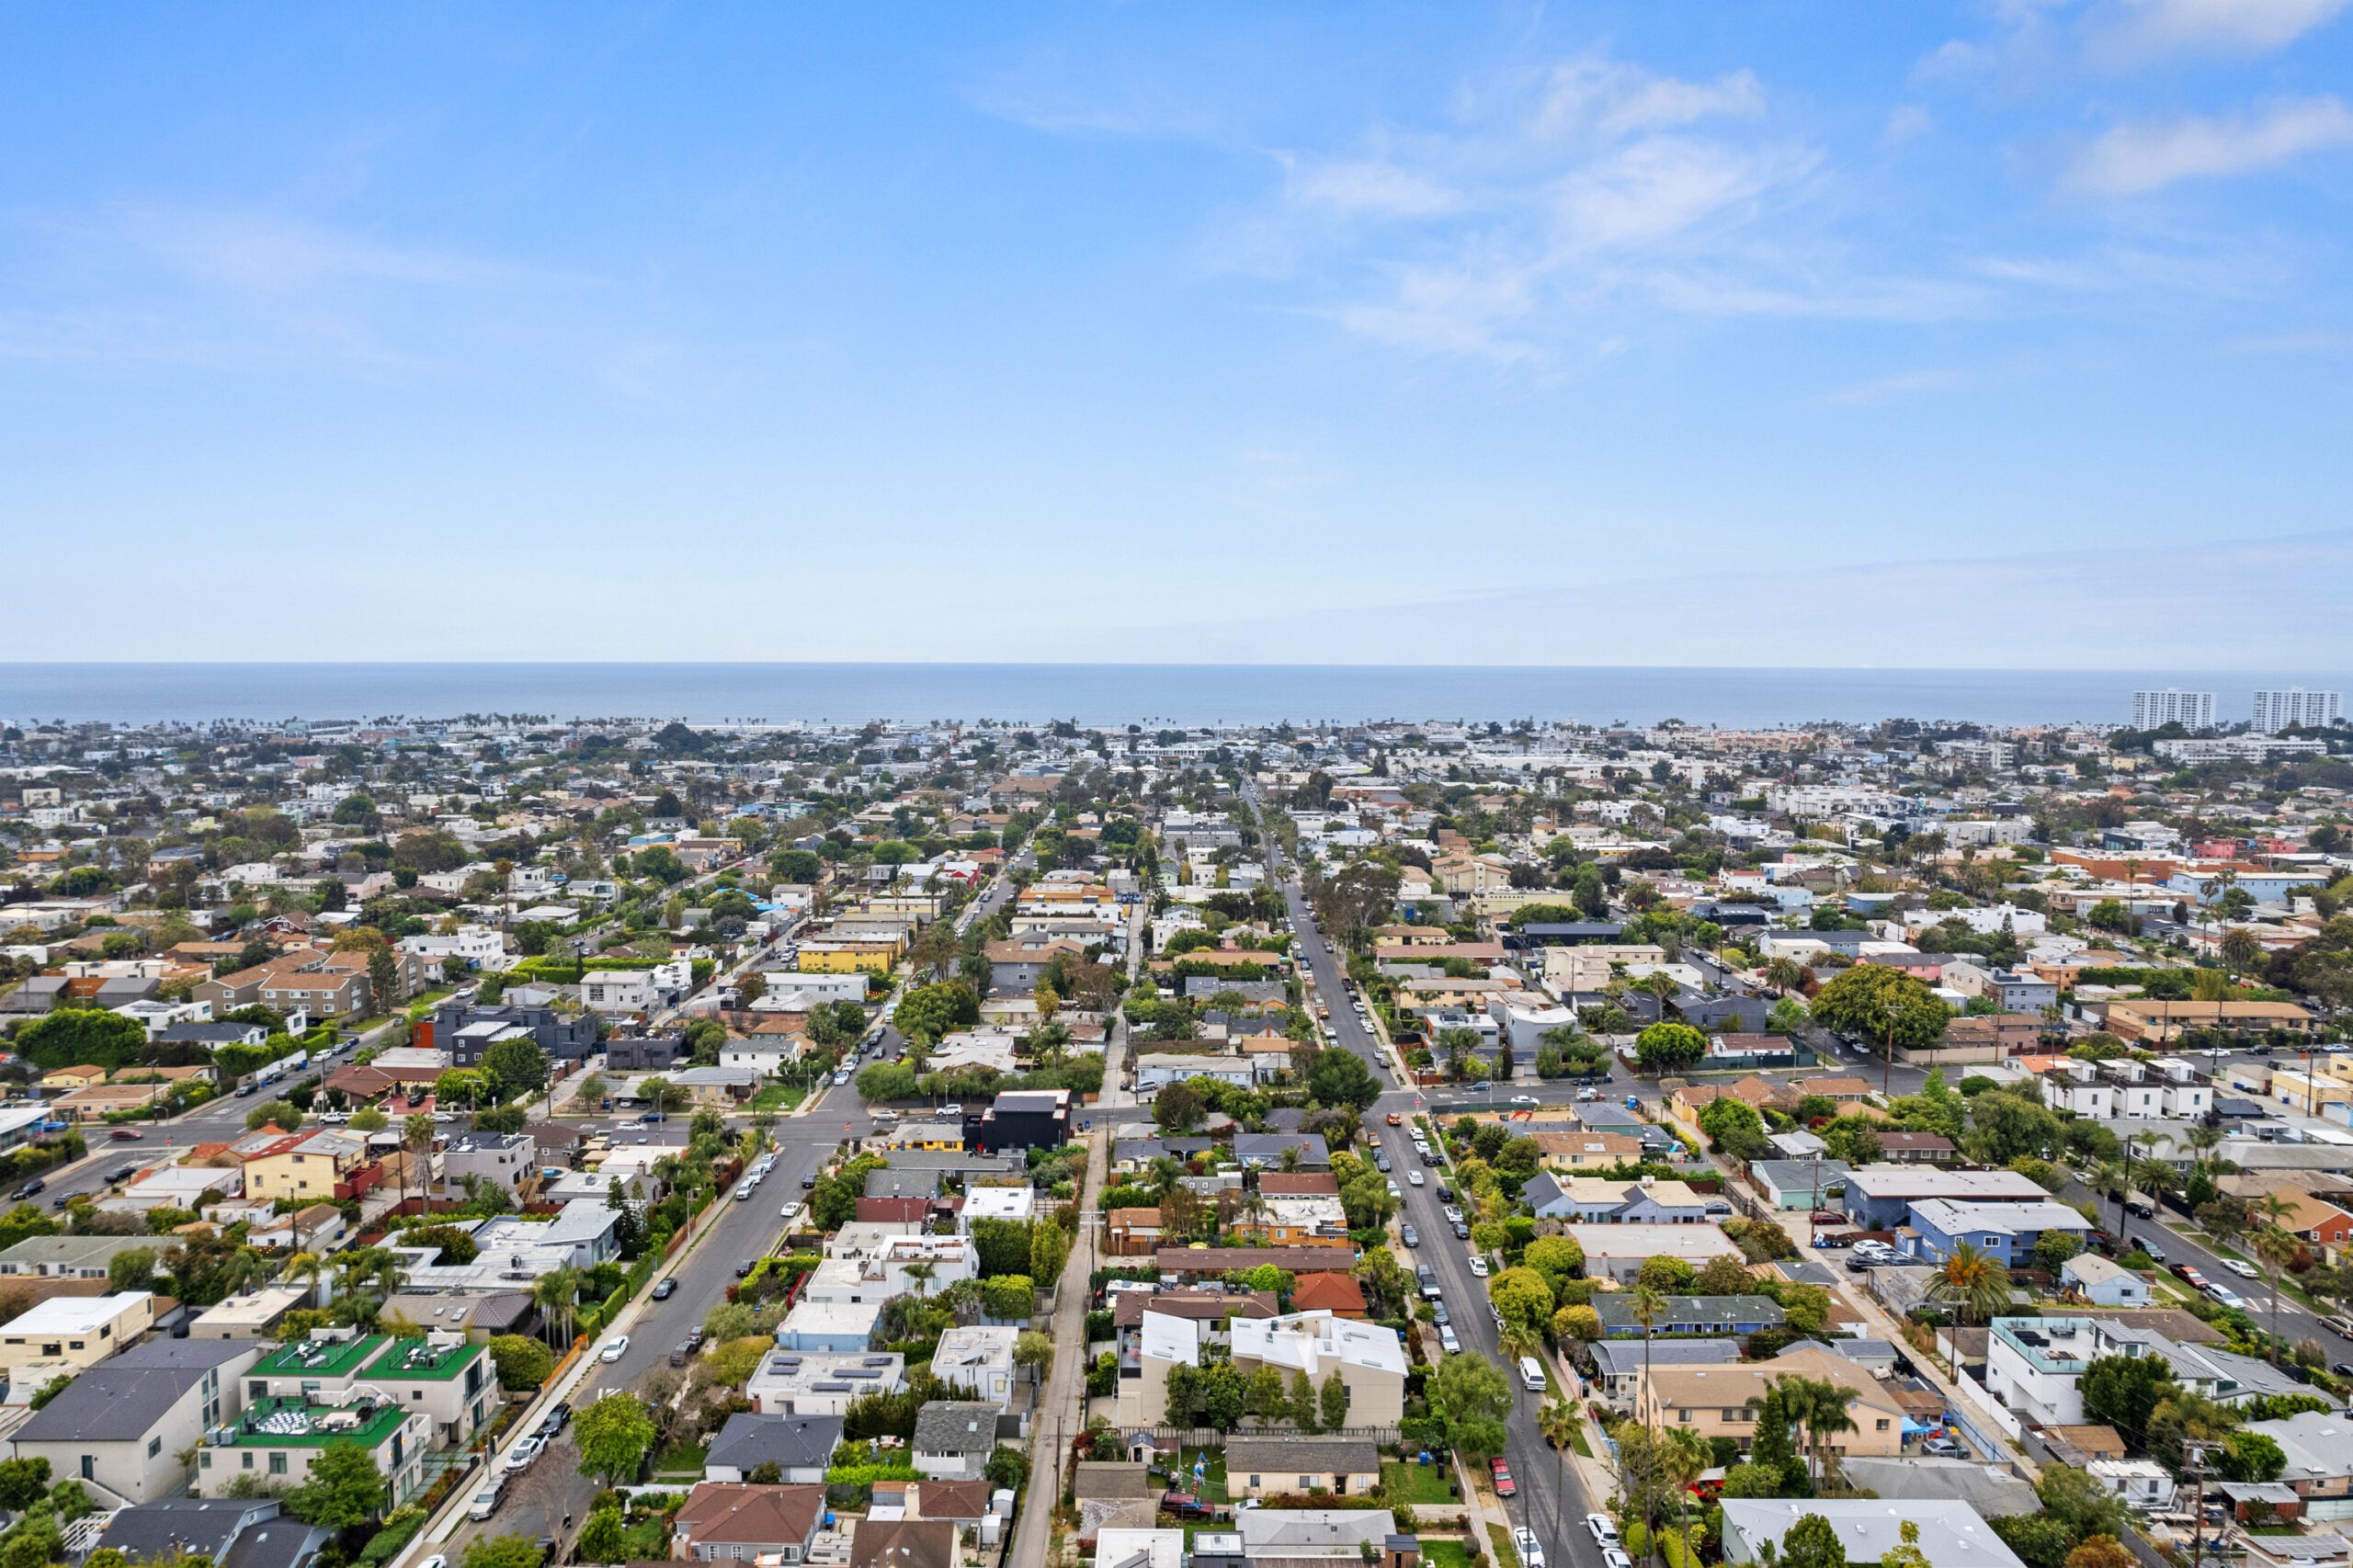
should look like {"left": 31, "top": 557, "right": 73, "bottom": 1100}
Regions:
{"left": 1005, "top": 1125, "right": 1107, "bottom": 1568}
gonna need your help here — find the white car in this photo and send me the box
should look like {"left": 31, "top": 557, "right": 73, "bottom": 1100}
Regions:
{"left": 599, "top": 1335, "right": 631, "bottom": 1363}
{"left": 1515, "top": 1528, "right": 1546, "bottom": 1568}
{"left": 1604, "top": 1551, "right": 1635, "bottom": 1568}
{"left": 1587, "top": 1515, "right": 1620, "bottom": 1547}
{"left": 1509, "top": 1095, "right": 1539, "bottom": 1107}
{"left": 503, "top": 1437, "right": 543, "bottom": 1472}
{"left": 1408, "top": 1170, "right": 1426, "bottom": 1187}
{"left": 2222, "top": 1258, "right": 2259, "bottom": 1279}
{"left": 1469, "top": 1256, "right": 1490, "bottom": 1278}
{"left": 2208, "top": 1284, "right": 2248, "bottom": 1309}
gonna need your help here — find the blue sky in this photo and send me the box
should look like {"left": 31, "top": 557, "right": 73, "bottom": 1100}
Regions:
{"left": 3, "top": 1, "right": 2349, "bottom": 667}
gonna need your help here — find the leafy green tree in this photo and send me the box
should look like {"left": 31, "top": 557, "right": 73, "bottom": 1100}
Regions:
{"left": 970, "top": 1217, "right": 1033, "bottom": 1278}
{"left": 1487, "top": 1267, "right": 1554, "bottom": 1335}
{"left": 895, "top": 981, "right": 980, "bottom": 1045}
{"left": 1633, "top": 1021, "right": 1707, "bottom": 1073}
{"left": 574, "top": 1392, "right": 656, "bottom": 1486}
{"left": 2078, "top": 1354, "right": 2176, "bottom": 1449}
{"left": 462, "top": 1536, "right": 550, "bottom": 1568}
{"left": 2218, "top": 1430, "right": 2287, "bottom": 1483}
{"left": 1428, "top": 1353, "right": 1511, "bottom": 1459}
{"left": 482, "top": 1037, "right": 550, "bottom": 1098}
{"left": 1781, "top": 1514, "right": 1848, "bottom": 1568}
{"left": 1318, "top": 1370, "right": 1348, "bottom": 1429}
{"left": 283, "top": 1437, "right": 388, "bottom": 1529}
{"left": 1305, "top": 1050, "right": 1380, "bottom": 1110}
{"left": 577, "top": 1509, "right": 627, "bottom": 1565}
{"left": 14, "top": 1007, "right": 149, "bottom": 1070}
{"left": 0, "top": 1459, "right": 49, "bottom": 1511}
{"left": 488, "top": 1334, "right": 554, "bottom": 1391}
{"left": 1811, "top": 963, "right": 1949, "bottom": 1055}
{"left": 1698, "top": 1096, "right": 1769, "bottom": 1158}
{"left": 1522, "top": 1235, "right": 1586, "bottom": 1300}
{"left": 245, "top": 1099, "right": 301, "bottom": 1131}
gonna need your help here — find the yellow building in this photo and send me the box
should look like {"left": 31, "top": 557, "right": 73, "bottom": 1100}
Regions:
{"left": 1636, "top": 1346, "right": 1904, "bottom": 1463}
{"left": 38, "top": 1065, "right": 109, "bottom": 1092}
{"left": 0, "top": 1290, "right": 155, "bottom": 1378}
{"left": 243, "top": 1131, "right": 375, "bottom": 1202}
{"left": 795, "top": 941, "right": 899, "bottom": 973}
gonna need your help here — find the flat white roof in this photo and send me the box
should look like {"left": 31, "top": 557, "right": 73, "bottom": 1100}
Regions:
{"left": 1, "top": 1290, "right": 150, "bottom": 1335}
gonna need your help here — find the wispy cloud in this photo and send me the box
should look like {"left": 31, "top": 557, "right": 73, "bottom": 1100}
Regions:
{"left": 2064, "top": 97, "right": 2353, "bottom": 194}
{"left": 2222, "top": 326, "right": 2353, "bottom": 352}
{"left": 1817, "top": 368, "right": 1966, "bottom": 404}
{"left": 1279, "top": 156, "right": 1461, "bottom": 219}
{"left": 2089, "top": 0, "right": 2353, "bottom": 63}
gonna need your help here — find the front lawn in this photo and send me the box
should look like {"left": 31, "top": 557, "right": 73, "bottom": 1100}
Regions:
{"left": 651, "top": 1440, "right": 707, "bottom": 1480}
{"left": 1383, "top": 1460, "right": 1457, "bottom": 1506}
{"left": 1171, "top": 1446, "right": 1228, "bottom": 1503}
{"left": 1424, "top": 1540, "right": 1477, "bottom": 1568}
{"left": 748, "top": 1083, "right": 805, "bottom": 1113}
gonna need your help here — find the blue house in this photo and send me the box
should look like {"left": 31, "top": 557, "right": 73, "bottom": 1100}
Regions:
{"left": 1904, "top": 1198, "right": 2095, "bottom": 1267}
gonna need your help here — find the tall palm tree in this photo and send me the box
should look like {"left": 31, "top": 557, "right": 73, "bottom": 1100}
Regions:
{"left": 1630, "top": 1281, "right": 1667, "bottom": 1437}
{"left": 1764, "top": 958, "right": 1806, "bottom": 996}
{"left": 402, "top": 1112, "right": 436, "bottom": 1210}
{"left": 904, "top": 1261, "right": 938, "bottom": 1300}
{"left": 535, "top": 1264, "right": 583, "bottom": 1347}
{"left": 2249, "top": 1190, "right": 2299, "bottom": 1353}
{"left": 1658, "top": 1425, "right": 1713, "bottom": 1561}
{"left": 1931, "top": 1241, "right": 2013, "bottom": 1327}
{"left": 1776, "top": 1375, "right": 1860, "bottom": 1492}
{"left": 282, "top": 1249, "right": 327, "bottom": 1303}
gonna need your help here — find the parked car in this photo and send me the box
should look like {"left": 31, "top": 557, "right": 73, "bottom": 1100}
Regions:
{"left": 1508, "top": 1095, "right": 1539, "bottom": 1107}
{"left": 1400, "top": 1224, "right": 1420, "bottom": 1248}
{"left": 10, "top": 1179, "right": 41, "bottom": 1200}
{"left": 1431, "top": 1300, "right": 1449, "bottom": 1326}
{"left": 1469, "top": 1256, "right": 1490, "bottom": 1278}
{"left": 1438, "top": 1325, "right": 1461, "bottom": 1354}
{"left": 1490, "top": 1458, "right": 1516, "bottom": 1497}
{"left": 1588, "top": 1515, "right": 1621, "bottom": 1547}
{"left": 503, "top": 1437, "right": 544, "bottom": 1472}
{"left": 2207, "top": 1284, "right": 2247, "bottom": 1310}
{"left": 2222, "top": 1257, "right": 2259, "bottom": 1279}
{"left": 1451, "top": 1221, "right": 1471, "bottom": 1240}
{"left": 1809, "top": 1210, "right": 1846, "bottom": 1225}
{"left": 1514, "top": 1528, "right": 1545, "bottom": 1568}
{"left": 1603, "top": 1551, "right": 1634, "bottom": 1568}
{"left": 653, "top": 1278, "right": 678, "bottom": 1300}
{"left": 599, "top": 1335, "right": 630, "bottom": 1363}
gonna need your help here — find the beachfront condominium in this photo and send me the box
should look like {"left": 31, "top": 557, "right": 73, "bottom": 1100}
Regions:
{"left": 2252, "top": 688, "right": 2342, "bottom": 733}
{"left": 2131, "top": 689, "right": 2215, "bottom": 731}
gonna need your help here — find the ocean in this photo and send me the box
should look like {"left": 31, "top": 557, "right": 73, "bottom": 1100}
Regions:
{"left": 3, "top": 664, "right": 2342, "bottom": 732}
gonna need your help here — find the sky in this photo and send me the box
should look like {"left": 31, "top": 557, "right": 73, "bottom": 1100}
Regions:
{"left": 3, "top": 1, "right": 2350, "bottom": 668}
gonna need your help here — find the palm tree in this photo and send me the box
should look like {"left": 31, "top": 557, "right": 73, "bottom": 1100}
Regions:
{"left": 1630, "top": 1281, "right": 1667, "bottom": 1436}
{"left": 535, "top": 1265, "right": 583, "bottom": 1347}
{"left": 1765, "top": 957, "right": 1806, "bottom": 995}
{"left": 2249, "top": 1190, "right": 2298, "bottom": 1354}
{"left": 1775, "top": 1374, "right": 1860, "bottom": 1492}
{"left": 1658, "top": 1425, "right": 1713, "bottom": 1561}
{"left": 282, "top": 1249, "right": 328, "bottom": 1303}
{"left": 1931, "top": 1240, "right": 2013, "bottom": 1326}
{"left": 402, "top": 1111, "right": 436, "bottom": 1210}
{"left": 904, "top": 1261, "right": 938, "bottom": 1300}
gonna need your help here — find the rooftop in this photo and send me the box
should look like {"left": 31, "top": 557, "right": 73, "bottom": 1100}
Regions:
{"left": 226, "top": 1395, "right": 407, "bottom": 1449}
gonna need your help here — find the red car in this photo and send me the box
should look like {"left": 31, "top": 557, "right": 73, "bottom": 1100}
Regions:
{"left": 1386, "top": 1113, "right": 1404, "bottom": 1127}
{"left": 1490, "top": 1458, "right": 1516, "bottom": 1497}
{"left": 107, "top": 1128, "right": 146, "bottom": 1141}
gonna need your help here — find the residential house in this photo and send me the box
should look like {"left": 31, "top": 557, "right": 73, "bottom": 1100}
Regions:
{"left": 2062, "top": 1254, "right": 2153, "bottom": 1307}
{"left": 1521, "top": 1175, "right": 1716, "bottom": 1224}
{"left": 1589, "top": 1339, "right": 1741, "bottom": 1408}
{"left": 747, "top": 1349, "right": 905, "bottom": 1418}
{"left": 242, "top": 1131, "right": 383, "bottom": 1204}
{"left": 1230, "top": 1312, "right": 1407, "bottom": 1428}
{"left": 850, "top": 1519, "right": 959, "bottom": 1568}
{"left": 1590, "top": 1295, "right": 1782, "bottom": 1339}
{"left": 196, "top": 1395, "right": 429, "bottom": 1506}
{"left": 92, "top": 1497, "right": 328, "bottom": 1568}
{"left": 703, "top": 1414, "right": 842, "bottom": 1484}
{"left": 2243, "top": 1410, "right": 2353, "bottom": 1522}
{"left": 673, "top": 1483, "right": 829, "bottom": 1565}
{"left": 911, "top": 1400, "right": 1002, "bottom": 1481}
{"left": 1563, "top": 1224, "right": 1745, "bottom": 1283}
{"left": 1986, "top": 1316, "right": 2305, "bottom": 1427}
{"left": 1719, "top": 1501, "right": 2026, "bottom": 1568}
{"left": 1290, "top": 1273, "right": 1370, "bottom": 1320}
{"left": 1839, "top": 1166, "right": 2051, "bottom": 1229}
{"left": 0, "top": 1291, "right": 155, "bottom": 1380}
{"left": 964, "top": 1088, "right": 1072, "bottom": 1154}
{"left": 1222, "top": 1437, "right": 1382, "bottom": 1500}
{"left": 1635, "top": 1346, "right": 1904, "bottom": 1462}
{"left": 1904, "top": 1199, "right": 2094, "bottom": 1267}
{"left": 7, "top": 1337, "right": 263, "bottom": 1503}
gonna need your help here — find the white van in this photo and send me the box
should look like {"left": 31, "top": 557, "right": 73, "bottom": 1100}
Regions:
{"left": 467, "top": 1477, "right": 504, "bottom": 1521}
{"left": 1438, "top": 1325, "right": 1461, "bottom": 1355}
{"left": 1518, "top": 1356, "right": 1547, "bottom": 1392}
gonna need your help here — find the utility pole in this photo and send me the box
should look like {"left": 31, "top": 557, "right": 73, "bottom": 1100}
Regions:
{"left": 2186, "top": 1437, "right": 2217, "bottom": 1568}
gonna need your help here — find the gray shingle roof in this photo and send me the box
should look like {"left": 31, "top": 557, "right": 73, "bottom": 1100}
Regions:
{"left": 707, "top": 1412, "right": 844, "bottom": 1472}
{"left": 17, "top": 1339, "right": 267, "bottom": 1443}
{"left": 912, "top": 1401, "right": 998, "bottom": 1456}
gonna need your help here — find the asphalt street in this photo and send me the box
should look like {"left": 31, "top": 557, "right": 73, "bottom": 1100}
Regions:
{"left": 1258, "top": 823, "right": 1602, "bottom": 1568}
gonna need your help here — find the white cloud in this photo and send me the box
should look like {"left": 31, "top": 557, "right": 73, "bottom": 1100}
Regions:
{"left": 2092, "top": 0, "right": 2353, "bottom": 62}
{"left": 1818, "top": 368, "right": 1965, "bottom": 404}
{"left": 1883, "top": 106, "right": 1936, "bottom": 145}
{"left": 2064, "top": 97, "right": 2353, "bottom": 194}
{"left": 1552, "top": 137, "right": 1811, "bottom": 252}
{"left": 1534, "top": 55, "right": 1766, "bottom": 138}
{"left": 1282, "top": 157, "right": 1461, "bottom": 218}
